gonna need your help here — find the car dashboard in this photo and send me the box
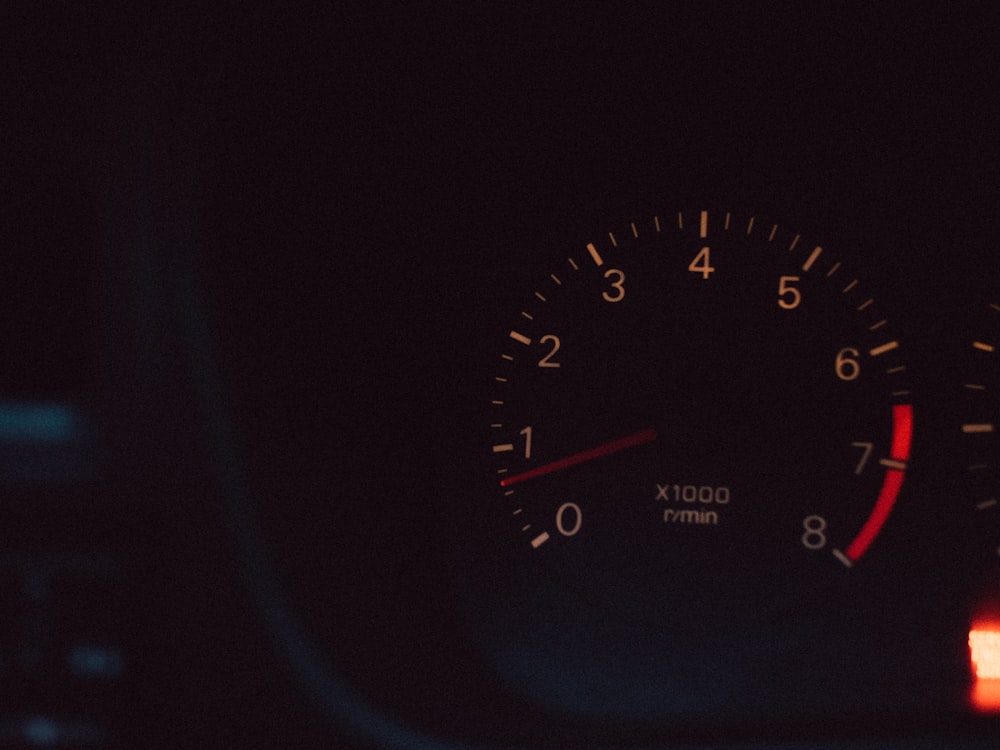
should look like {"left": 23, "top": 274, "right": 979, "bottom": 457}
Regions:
{"left": 3, "top": 6, "right": 1000, "bottom": 749}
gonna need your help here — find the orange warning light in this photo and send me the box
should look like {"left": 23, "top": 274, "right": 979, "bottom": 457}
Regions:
{"left": 970, "top": 627, "right": 1000, "bottom": 679}
{"left": 970, "top": 622, "right": 1000, "bottom": 712}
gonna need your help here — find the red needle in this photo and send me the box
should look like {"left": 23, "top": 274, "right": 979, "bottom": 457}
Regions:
{"left": 499, "top": 428, "right": 657, "bottom": 488}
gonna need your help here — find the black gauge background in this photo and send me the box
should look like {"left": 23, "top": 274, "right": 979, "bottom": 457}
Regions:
{"left": 487, "top": 222, "right": 900, "bottom": 588}
{"left": 6, "top": 4, "right": 1000, "bottom": 749}
{"left": 468, "top": 217, "right": 941, "bottom": 728}
{"left": 478, "top": 219, "right": 912, "bottom": 646}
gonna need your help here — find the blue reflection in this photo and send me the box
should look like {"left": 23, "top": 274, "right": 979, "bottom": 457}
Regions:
{"left": 0, "top": 402, "right": 81, "bottom": 443}
{"left": 68, "top": 644, "right": 125, "bottom": 679}
{"left": 22, "top": 716, "right": 59, "bottom": 745}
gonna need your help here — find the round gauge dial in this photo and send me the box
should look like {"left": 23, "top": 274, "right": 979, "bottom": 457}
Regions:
{"left": 487, "top": 210, "right": 913, "bottom": 627}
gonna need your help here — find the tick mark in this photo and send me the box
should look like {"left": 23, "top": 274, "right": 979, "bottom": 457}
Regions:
{"left": 869, "top": 341, "right": 900, "bottom": 357}
{"left": 833, "top": 549, "right": 854, "bottom": 568}
{"left": 531, "top": 532, "right": 550, "bottom": 549}
{"left": 802, "top": 245, "right": 823, "bottom": 271}
{"left": 879, "top": 458, "right": 908, "bottom": 470}
{"left": 587, "top": 242, "right": 604, "bottom": 267}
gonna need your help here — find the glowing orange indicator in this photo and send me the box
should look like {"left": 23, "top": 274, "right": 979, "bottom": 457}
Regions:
{"left": 970, "top": 627, "right": 1000, "bottom": 679}
{"left": 970, "top": 623, "right": 1000, "bottom": 712}
{"left": 845, "top": 403, "right": 913, "bottom": 561}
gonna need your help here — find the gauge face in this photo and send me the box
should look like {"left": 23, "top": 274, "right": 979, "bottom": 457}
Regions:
{"left": 487, "top": 210, "right": 913, "bottom": 629}
{"left": 958, "top": 302, "right": 1000, "bottom": 710}
{"left": 960, "top": 303, "right": 1000, "bottom": 566}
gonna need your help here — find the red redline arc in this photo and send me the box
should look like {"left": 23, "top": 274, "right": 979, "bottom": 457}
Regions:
{"left": 845, "top": 403, "right": 914, "bottom": 562}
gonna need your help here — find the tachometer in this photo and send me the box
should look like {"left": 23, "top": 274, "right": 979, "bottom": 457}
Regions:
{"left": 468, "top": 210, "right": 931, "bottom": 720}
{"left": 488, "top": 210, "right": 913, "bottom": 627}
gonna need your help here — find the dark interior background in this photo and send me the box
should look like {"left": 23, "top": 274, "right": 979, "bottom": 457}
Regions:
{"left": 3, "top": 5, "right": 999, "bottom": 748}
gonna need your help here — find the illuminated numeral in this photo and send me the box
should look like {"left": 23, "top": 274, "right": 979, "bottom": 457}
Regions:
{"left": 801, "top": 515, "right": 827, "bottom": 550}
{"left": 777, "top": 275, "right": 802, "bottom": 309}
{"left": 656, "top": 484, "right": 730, "bottom": 504}
{"left": 519, "top": 425, "right": 532, "bottom": 459}
{"left": 602, "top": 268, "right": 626, "bottom": 302}
{"left": 851, "top": 441, "right": 873, "bottom": 474}
{"left": 556, "top": 502, "right": 582, "bottom": 536}
{"left": 537, "top": 335, "right": 561, "bottom": 367}
{"left": 835, "top": 347, "right": 861, "bottom": 381}
{"left": 688, "top": 247, "right": 715, "bottom": 279}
